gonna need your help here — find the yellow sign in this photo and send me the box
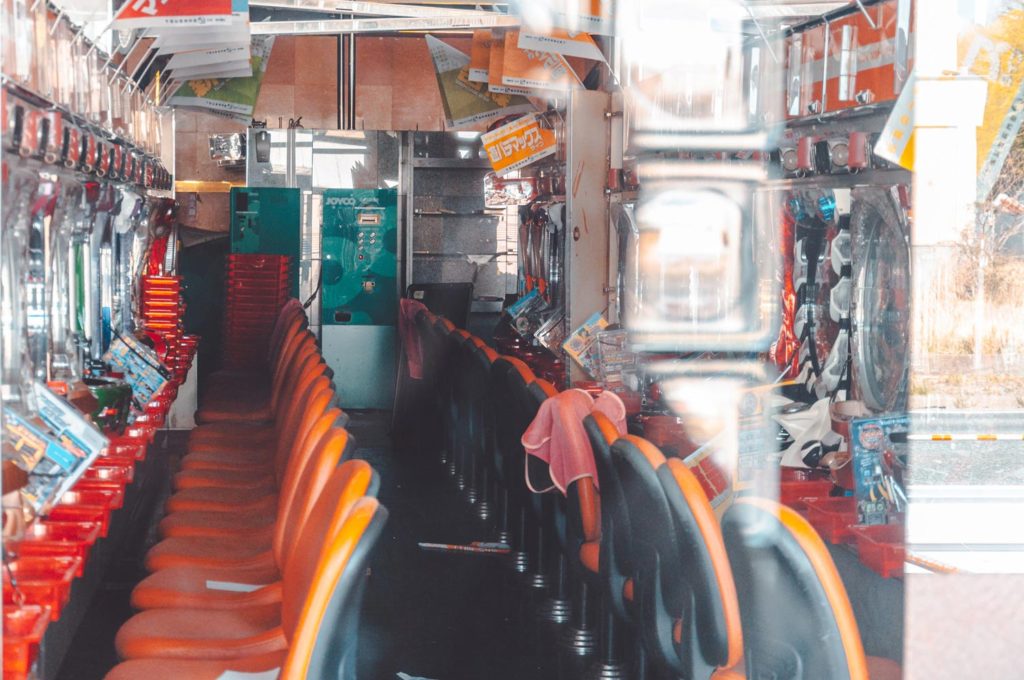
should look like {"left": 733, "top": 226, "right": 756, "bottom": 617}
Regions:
{"left": 481, "top": 114, "right": 557, "bottom": 175}
{"left": 874, "top": 72, "right": 915, "bottom": 171}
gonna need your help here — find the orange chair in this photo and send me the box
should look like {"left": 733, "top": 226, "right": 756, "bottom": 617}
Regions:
{"left": 131, "top": 460, "right": 377, "bottom": 611}
{"left": 583, "top": 413, "right": 646, "bottom": 676}
{"left": 465, "top": 337, "right": 501, "bottom": 523}
{"left": 489, "top": 356, "right": 547, "bottom": 575}
{"left": 194, "top": 313, "right": 307, "bottom": 422}
{"left": 722, "top": 499, "right": 902, "bottom": 680}
{"left": 144, "top": 424, "right": 354, "bottom": 574}
{"left": 171, "top": 387, "right": 339, "bottom": 499}
{"left": 177, "top": 373, "right": 334, "bottom": 479}
{"left": 161, "top": 387, "right": 333, "bottom": 520}
{"left": 195, "top": 330, "right": 324, "bottom": 426}
{"left": 157, "top": 409, "right": 348, "bottom": 544}
{"left": 613, "top": 435, "right": 745, "bottom": 679}
{"left": 110, "top": 497, "right": 388, "bottom": 670}
{"left": 196, "top": 300, "right": 306, "bottom": 405}
{"left": 174, "top": 377, "right": 335, "bottom": 478}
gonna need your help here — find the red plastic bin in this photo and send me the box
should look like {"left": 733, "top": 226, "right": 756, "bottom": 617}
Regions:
{"left": 779, "top": 468, "right": 835, "bottom": 510}
{"left": 3, "top": 604, "right": 51, "bottom": 677}
{"left": 802, "top": 497, "right": 859, "bottom": 544}
{"left": 45, "top": 503, "right": 111, "bottom": 537}
{"left": 16, "top": 521, "right": 103, "bottom": 573}
{"left": 2, "top": 556, "right": 81, "bottom": 620}
{"left": 58, "top": 488, "right": 122, "bottom": 512}
{"left": 107, "top": 437, "right": 147, "bottom": 460}
{"left": 851, "top": 524, "right": 906, "bottom": 579}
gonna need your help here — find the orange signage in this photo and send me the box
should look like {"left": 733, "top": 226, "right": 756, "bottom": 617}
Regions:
{"left": 481, "top": 114, "right": 557, "bottom": 175}
{"left": 502, "top": 31, "right": 583, "bottom": 92}
{"left": 113, "top": 0, "right": 232, "bottom": 29}
{"left": 488, "top": 30, "right": 531, "bottom": 96}
{"left": 469, "top": 29, "right": 491, "bottom": 83}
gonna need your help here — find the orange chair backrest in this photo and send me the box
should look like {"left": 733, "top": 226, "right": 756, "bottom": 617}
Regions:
{"left": 270, "top": 413, "right": 346, "bottom": 565}
{"left": 273, "top": 379, "right": 334, "bottom": 476}
{"left": 281, "top": 497, "right": 382, "bottom": 680}
{"left": 272, "top": 347, "right": 323, "bottom": 414}
{"left": 273, "top": 425, "right": 352, "bottom": 566}
{"left": 274, "top": 352, "right": 326, "bottom": 422}
{"left": 272, "top": 330, "right": 317, "bottom": 393}
{"left": 730, "top": 498, "right": 870, "bottom": 680}
{"left": 269, "top": 302, "right": 306, "bottom": 362}
{"left": 575, "top": 477, "right": 600, "bottom": 544}
{"left": 664, "top": 457, "right": 744, "bottom": 670}
{"left": 281, "top": 459, "right": 374, "bottom": 575}
{"left": 500, "top": 355, "right": 537, "bottom": 386}
{"left": 272, "top": 320, "right": 308, "bottom": 381}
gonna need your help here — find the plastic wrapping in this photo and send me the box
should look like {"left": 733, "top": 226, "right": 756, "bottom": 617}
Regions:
{"left": 619, "top": 0, "right": 783, "bottom": 150}
{"left": 625, "top": 161, "right": 780, "bottom": 351}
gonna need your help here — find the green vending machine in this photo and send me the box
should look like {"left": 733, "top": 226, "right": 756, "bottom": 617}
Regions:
{"left": 230, "top": 187, "right": 302, "bottom": 296}
{"left": 320, "top": 188, "right": 399, "bottom": 409}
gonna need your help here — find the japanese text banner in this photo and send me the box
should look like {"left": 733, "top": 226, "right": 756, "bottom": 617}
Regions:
{"left": 481, "top": 113, "right": 557, "bottom": 175}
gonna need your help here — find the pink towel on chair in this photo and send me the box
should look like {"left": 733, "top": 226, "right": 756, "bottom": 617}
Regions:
{"left": 399, "top": 298, "right": 429, "bottom": 379}
{"left": 521, "top": 389, "right": 627, "bottom": 494}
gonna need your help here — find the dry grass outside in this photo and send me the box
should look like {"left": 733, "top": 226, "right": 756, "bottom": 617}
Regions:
{"left": 920, "top": 254, "right": 1024, "bottom": 361}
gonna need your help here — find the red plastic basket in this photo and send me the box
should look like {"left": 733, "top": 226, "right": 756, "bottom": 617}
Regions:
{"left": 16, "top": 521, "right": 103, "bottom": 572}
{"left": 851, "top": 524, "right": 906, "bottom": 579}
{"left": 3, "top": 604, "right": 51, "bottom": 677}
{"left": 779, "top": 468, "right": 835, "bottom": 510}
{"left": 802, "top": 497, "right": 859, "bottom": 544}
{"left": 2, "top": 557, "right": 81, "bottom": 620}
{"left": 45, "top": 502, "right": 111, "bottom": 537}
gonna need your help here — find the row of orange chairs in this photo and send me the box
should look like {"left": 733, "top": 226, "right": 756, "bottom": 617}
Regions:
{"left": 105, "top": 299, "right": 388, "bottom": 680}
{"left": 413, "top": 309, "right": 901, "bottom": 680}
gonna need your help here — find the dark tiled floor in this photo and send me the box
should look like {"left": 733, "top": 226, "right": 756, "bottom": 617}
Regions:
{"left": 350, "top": 411, "right": 576, "bottom": 680}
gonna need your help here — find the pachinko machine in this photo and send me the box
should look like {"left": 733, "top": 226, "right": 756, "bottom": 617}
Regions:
{"left": 2, "top": 3, "right": 189, "bottom": 666}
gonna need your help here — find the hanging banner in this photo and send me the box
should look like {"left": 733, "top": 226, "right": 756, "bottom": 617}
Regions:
{"left": 502, "top": 31, "right": 583, "bottom": 92}
{"left": 517, "top": 28, "right": 604, "bottom": 62}
{"left": 468, "top": 29, "right": 491, "bottom": 83}
{"left": 113, "top": 0, "right": 233, "bottom": 30}
{"left": 481, "top": 113, "right": 557, "bottom": 175}
{"left": 169, "top": 35, "right": 274, "bottom": 122}
{"left": 426, "top": 35, "right": 534, "bottom": 128}
{"left": 488, "top": 30, "right": 532, "bottom": 96}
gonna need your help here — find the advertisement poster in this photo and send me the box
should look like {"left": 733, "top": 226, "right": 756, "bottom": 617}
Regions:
{"left": 103, "top": 335, "right": 170, "bottom": 409}
{"left": 113, "top": 0, "right": 232, "bottom": 30}
{"left": 169, "top": 35, "right": 274, "bottom": 122}
{"left": 501, "top": 31, "right": 583, "bottom": 92}
{"left": 426, "top": 35, "right": 533, "bottom": 128}
{"left": 468, "top": 29, "right": 491, "bottom": 83}
{"left": 480, "top": 113, "right": 557, "bottom": 175}
{"left": 851, "top": 414, "right": 910, "bottom": 525}
{"left": 562, "top": 312, "right": 608, "bottom": 377}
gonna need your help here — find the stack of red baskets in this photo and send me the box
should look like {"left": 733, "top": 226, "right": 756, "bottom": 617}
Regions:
{"left": 222, "top": 254, "right": 292, "bottom": 369}
{"left": 140, "top": 275, "right": 183, "bottom": 370}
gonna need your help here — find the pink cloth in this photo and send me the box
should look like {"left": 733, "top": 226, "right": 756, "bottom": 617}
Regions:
{"left": 521, "top": 389, "right": 627, "bottom": 495}
{"left": 399, "top": 298, "right": 429, "bottom": 379}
